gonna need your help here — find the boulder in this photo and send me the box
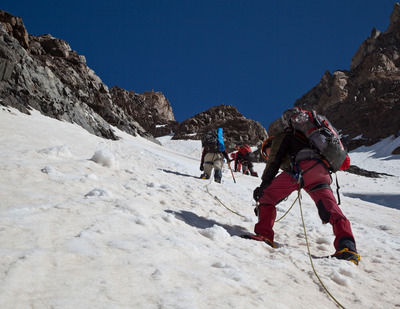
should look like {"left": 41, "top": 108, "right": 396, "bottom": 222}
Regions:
{"left": 172, "top": 104, "right": 268, "bottom": 153}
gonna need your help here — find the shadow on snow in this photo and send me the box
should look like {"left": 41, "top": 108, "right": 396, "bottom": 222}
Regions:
{"left": 160, "top": 168, "right": 200, "bottom": 179}
{"left": 343, "top": 192, "right": 400, "bottom": 210}
{"left": 165, "top": 210, "right": 248, "bottom": 236}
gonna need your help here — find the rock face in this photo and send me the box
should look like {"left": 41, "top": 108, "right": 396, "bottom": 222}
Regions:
{"left": 268, "top": 3, "right": 400, "bottom": 153}
{"left": 172, "top": 104, "right": 268, "bottom": 152}
{"left": 110, "top": 86, "right": 178, "bottom": 137}
{"left": 0, "top": 10, "right": 155, "bottom": 142}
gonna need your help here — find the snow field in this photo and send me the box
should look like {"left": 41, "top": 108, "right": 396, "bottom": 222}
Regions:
{"left": 0, "top": 107, "right": 400, "bottom": 308}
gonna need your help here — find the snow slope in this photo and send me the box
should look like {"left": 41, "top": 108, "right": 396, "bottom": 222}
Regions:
{"left": 0, "top": 107, "right": 399, "bottom": 309}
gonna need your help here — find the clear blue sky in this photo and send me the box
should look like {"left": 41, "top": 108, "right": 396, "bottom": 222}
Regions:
{"left": 2, "top": 1, "right": 394, "bottom": 130}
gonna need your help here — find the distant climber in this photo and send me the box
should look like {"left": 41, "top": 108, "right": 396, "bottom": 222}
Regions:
{"left": 231, "top": 144, "right": 258, "bottom": 177}
{"left": 200, "top": 128, "right": 231, "bottom": 183}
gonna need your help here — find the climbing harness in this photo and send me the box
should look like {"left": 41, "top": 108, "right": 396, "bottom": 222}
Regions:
{"left": 291, "top": 159, "right": 343, "bottom": 207}
{"left": 290, "top": 160, "right": 321, "bottom": 187}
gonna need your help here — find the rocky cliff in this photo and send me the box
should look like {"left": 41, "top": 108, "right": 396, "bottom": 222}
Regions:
{"left": 0, "top": 10, "right": 158, "bottom": 142}
{"left": 268, "top": 3, "right": 400, "bottom": 154}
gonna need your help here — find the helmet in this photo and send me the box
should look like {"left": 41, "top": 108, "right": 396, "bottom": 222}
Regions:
{"left": 261, "top": 136, "right": 274, "bottom": 160}
{"left": 281, "top": 107, "right": 301, "bottom": 128}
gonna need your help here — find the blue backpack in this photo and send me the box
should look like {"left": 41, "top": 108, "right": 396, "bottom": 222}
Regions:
{"left": 217, "top": 128, "right": 225, "bottom": 151}
{"left": 202, "top": 128, "right": 225, "bottom": 152}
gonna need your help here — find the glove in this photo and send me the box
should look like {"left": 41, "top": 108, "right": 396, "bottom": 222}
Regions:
{"left": 253, "top": 187, "right": 264, "bottom": 202}
{"left": 200, "top": 164, "right": 204, "bottom": 171}
{"left": 253, "top": 181, "right": 270, "bottom": 202}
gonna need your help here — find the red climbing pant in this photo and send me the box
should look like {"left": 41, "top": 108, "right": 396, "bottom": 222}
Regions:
{"left": 255, "top": 160, "right": 356, "bottom": 250}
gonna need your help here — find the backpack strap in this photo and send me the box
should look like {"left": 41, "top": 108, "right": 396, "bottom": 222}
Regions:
{"left": 308, "top": 183, "right": 332, "bottom": 193}
{"left": 294, "top": 131, "right": 308, "bottom": 144}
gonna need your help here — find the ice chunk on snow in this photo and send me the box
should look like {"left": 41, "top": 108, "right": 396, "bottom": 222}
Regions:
{"left": 91, "top": 149, "right": 115, "bottom": 167}
{"left": 85, "top": 187, "right": 110, "bottom": 198}
{"left": 198, "top": 224, "right": 230, "bottom": 240}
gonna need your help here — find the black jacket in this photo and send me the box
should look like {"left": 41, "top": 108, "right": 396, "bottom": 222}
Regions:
{"left": 261, "top": 130, "right": 316, "bottom": 184}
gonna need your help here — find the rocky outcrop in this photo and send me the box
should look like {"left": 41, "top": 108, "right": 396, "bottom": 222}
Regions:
{"left": 269, "top": 3, "right": 400, "bottom": 153}
{"left": 347, "top": 165, "right": 393, "bottom": 178}
{"left": 0, "top": 10, "right": 156, "bottom": 142}
{"left": 0, "top": 10, "right": 28, "bottom": 49}
{"left": 110, "top": 86, "right": 178, "bottom": 137}
{"left": 393, "top": 145, "right": 400, "bottom": 154}
{"left": 172, "top": 104, "right": 268, "bottom": 152}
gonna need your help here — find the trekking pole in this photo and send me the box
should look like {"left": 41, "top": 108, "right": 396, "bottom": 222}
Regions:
{"left": 227, "top": 161, "right": 236, "bottom": 183}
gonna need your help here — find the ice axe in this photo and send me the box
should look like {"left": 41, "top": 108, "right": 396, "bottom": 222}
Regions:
{"left": 227, "top": 161, "right": 236, "bottom": 183}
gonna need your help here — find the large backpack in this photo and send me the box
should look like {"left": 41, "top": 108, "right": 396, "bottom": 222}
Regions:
{"left": 238, "top": 145, "right": 255, "bottom": 162}
{"left": 289, "top": 109, "right": 347, "bottom": 172}
{"left": 202, "top": 129, "right": 220, "bottom": 152}
{"left": 238, "top": 144, "right": 252, "bottom": 156}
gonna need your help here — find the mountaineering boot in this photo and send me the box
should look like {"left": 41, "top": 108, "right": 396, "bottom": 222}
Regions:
{"left": 240, "top": 234, "right": 276, "bottom": 248}
{"left": 214, "top": 178, "right": 221, "bottom": 183}
{"left": 251, "top": 172, "right": 258, "bottom": 177}
{"left": 200, "top": 173, "right": 209, "bottom": 179}
{"left": 332, "top": 248, "right": 361, "bottom": 265}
